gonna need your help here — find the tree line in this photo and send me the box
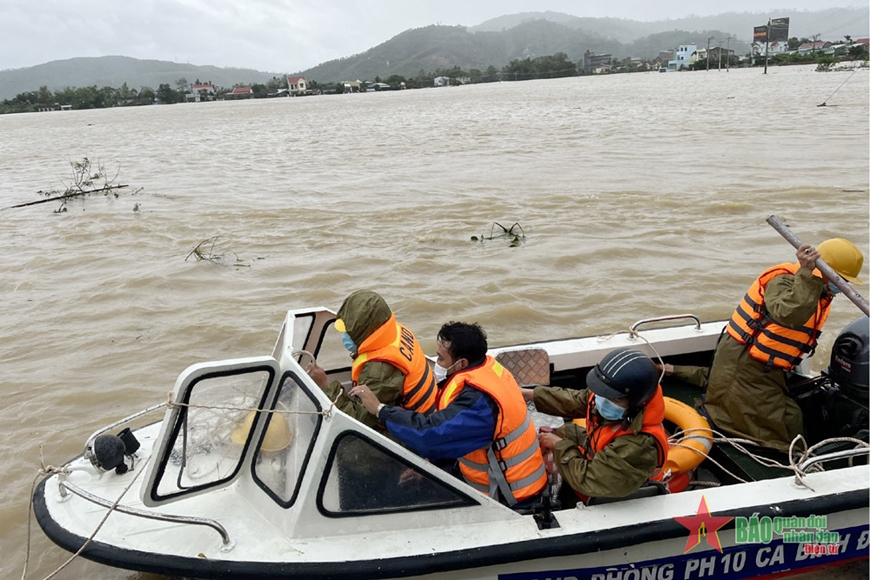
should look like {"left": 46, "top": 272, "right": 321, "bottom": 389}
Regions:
{"left": 0, "top": 76, "right": 290, "bottom": 114}
{"left": 3, "top": 44, "right": 866, "bottom": 113}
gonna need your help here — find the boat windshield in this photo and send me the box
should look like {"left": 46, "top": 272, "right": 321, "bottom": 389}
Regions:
{"left": 252, "top": 372, "right": 323, "bottom": 506}
{"left": 255, "top": 373, "right": 477, "bottom": 515}
{"left": 152, "top": 365, "right": 274, "bottom": 501}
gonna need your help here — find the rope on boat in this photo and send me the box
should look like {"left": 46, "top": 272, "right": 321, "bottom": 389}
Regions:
{"left": 164, "top": 391, "right": 340, "bottom": 418}
{"left": 22, "top": 349, "right": 339, "bottom": 580}
{"left": 597, "top": 326, "right": 869, "bottom": 491}
{"left": 21, "top": 445, "right": 70, "bottom": 580}
{"left": 22, "top": 452, "right": 152, "bottom": 580}
{"left": 597, "top": 329, "right": 670, "bottom": 385}
{"left": 666, "top": 426, "right": 869, "bottom": 492}
{"left": 163, "top": 349, "right": 341, "bottom": 418}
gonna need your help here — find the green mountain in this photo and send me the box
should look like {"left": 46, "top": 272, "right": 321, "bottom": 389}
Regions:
{"left": 2, "top": 8, "right": 864, "bottom": 99}
{"left": 297, "top": 7, "right": 865, "bottom": 82}
{"left": 298, "top": 21, "right": 750, "bottom": 82}
{"left": 470, "top": 9, "right": 866, "bottom": 43}
{"left": 0, "top": 55, "right": 285, "bottom": 101}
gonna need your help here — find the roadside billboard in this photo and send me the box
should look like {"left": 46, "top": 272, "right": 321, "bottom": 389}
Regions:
{"left": 769, "top": 18, "right": 790, "bottom": 42}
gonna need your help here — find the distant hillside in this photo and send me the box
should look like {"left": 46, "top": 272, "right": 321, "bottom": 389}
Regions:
{"left": 470, "top": 8, "right": 868, "bottom": 43}
{"left": 298, "top": 21, "right": 750, "bottom": 83}
{"left": 2, "top": 8, "right": 865, "bottom": 99}
{"left": 0, "top": 56, "right": 284, "bottom": 101}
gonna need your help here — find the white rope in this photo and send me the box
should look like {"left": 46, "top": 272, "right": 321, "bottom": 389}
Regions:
{"left": 21, "top": 445, "right": 71, "bottom": 580}
{"left": 594, "top": 329, "right": 670, "bottom": 388}
{"left": 20, "top": 445, "right": 151, "bottom": 580}
{"left": 665, "top": 425, "right": 869, "bottom": 491}
{"left": 165, "top": 392, "right": 332, "bottom": 416}
{"left": 165, "top": 349, "right": 343, "bottom": 417}
{"left": 603, "top": 328, "right": 870, "bottom": 489}
{"left": 21, "top": 353, "right": 345, "bottom": 578}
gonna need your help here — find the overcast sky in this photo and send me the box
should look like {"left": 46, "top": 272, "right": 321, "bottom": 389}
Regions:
{"left": 2, "top": 0, "right": 864, "bottom": 73}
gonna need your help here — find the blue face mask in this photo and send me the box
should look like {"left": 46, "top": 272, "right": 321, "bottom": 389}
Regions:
{"left": 595, "top": 394, "right": 626, "bottom": 421}
{"left": 341, "top": 332, "right": 356, "bottom": 352}
{"left": 826, "top": 282, "right": 842, "bottom": 295}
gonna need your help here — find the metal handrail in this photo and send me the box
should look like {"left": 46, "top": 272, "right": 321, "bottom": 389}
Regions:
{"left": 630, "top": 314, "right": 702, "bottom": 334}
{"left": 798, "top": 447, "right": 870, "bottom": 475}
{"left": 59, "top": 480, "right": 231, "bottom": 546}
{"left": 83, "top": 402, "right": 167, "bottom": 460}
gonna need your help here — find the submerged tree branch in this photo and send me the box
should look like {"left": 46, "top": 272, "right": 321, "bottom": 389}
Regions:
{"left": 2, "top": 184, "right": 129, "bottom": 210}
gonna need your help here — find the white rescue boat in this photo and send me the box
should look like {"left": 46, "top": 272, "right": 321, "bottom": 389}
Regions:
{"left": 33, "top": 309, "right": 869, "bottom": 579}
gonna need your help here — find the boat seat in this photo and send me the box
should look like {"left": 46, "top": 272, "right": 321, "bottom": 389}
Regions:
{"left": 495, "top": 348, "right": 550, "bottom": 387}
{"left": 585, "top": 481, "right": 668, "bottom": 506}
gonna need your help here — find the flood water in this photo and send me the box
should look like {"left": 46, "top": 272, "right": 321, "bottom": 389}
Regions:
{"left": 1, "top": 64, "right": 868, "bottom": 579}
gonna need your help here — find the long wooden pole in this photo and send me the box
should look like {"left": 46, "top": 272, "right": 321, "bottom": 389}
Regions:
{"left": 767, "top": 215, "right": 869, "bottom": 317}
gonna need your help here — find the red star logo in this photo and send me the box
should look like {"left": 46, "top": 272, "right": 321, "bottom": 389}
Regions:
{"left": 674, "top": 495, "right": 733, "bottom": 553}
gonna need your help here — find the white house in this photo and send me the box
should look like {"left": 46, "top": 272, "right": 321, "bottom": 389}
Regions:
{"left": 187, "top": 83, "right": 215, "bottom": 102}
{"left": 752, "top": 41, "right": 791, "bottom": 56}
{"left": 668, "top": 44, "right": 697, "bottom": 70}
{"left": 286, "top": 76, "right": 307, "bottom": 95}
{"left": 798, "top": 41, "right": 831, "bottom": 54}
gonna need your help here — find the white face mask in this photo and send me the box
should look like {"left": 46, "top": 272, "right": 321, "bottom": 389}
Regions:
{"left": 433, "top": 360, "right": 460, "bottom": 383}
{"left": 594, "top": 394, "right": 626, "bottom": 421}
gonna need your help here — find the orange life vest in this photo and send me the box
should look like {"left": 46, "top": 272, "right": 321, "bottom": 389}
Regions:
{"left": 438, "top": 356, "right": 547, "bottom": 506}
{"left": 579, "top": 386, "right": 669, "bottom": 468}
{"left": 351, "top": 313, "right": 437, "bottom": 413}
{"left": 726, "top": 262, "right": 832, "bottom": 370}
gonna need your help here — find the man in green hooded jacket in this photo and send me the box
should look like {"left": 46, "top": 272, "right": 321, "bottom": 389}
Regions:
{"left": 307, "top": 290, "right": 436, "bottom": 430}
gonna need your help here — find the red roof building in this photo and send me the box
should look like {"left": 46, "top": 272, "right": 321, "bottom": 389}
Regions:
{"left": 286, "top": 76, "right": 308, "bottom": 95}
{"left": 225, "top": 86, "right": 254, "bottom": 99}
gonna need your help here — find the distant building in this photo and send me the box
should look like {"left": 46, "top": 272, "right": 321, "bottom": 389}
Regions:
{"left": 286, "top": 76, "right": 307, "bottom": 95}
{"left": 708, "top": 46, "right": 734, "bottom": 64}
{"left": 225, "top": 86, "right": 254, "bottom": 99}
{"left": 659, "top": 50, "right": 675, "bottom": 63}
{"left": 187, "top": 83, "right": 215, "bottom": 102}
{"left": 583, "top": 50, "right": 612, "bottom": 74}
{"left": 668, "top": 44, "right": 697, "bottom": 70}
{"left": 38, "top": 103, "right": 71, "bottom": 112}
{"left": 798, "top": 41, "right": 831, "bottom": 54}
{"left": 752, "top": 41, "right": 790, "bottom": 56}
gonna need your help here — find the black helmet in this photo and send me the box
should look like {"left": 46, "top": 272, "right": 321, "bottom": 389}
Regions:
{"left": 586, "top": 348, "right": 659, "bottom": 406}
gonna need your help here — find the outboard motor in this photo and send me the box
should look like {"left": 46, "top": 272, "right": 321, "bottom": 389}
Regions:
{"left": 827, "top": 316, "right": 869, "bottom": 403}
{"left": 798, "top": 316, "right": 870, "bottom": 444}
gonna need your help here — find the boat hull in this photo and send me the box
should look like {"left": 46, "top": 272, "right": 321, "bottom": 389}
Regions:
{"left": 34, "top": 475, "right": 868, "bottom": 579}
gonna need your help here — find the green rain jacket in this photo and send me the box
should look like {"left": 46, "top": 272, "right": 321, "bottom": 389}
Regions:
{"left": 321, "top": 290, "right": 407, "bottom": 430}
{"left": 532, "top": 386, "right": 660, "bottom": 499}
{"left": 699, "top": 267, "right": 827, "bottom": 453}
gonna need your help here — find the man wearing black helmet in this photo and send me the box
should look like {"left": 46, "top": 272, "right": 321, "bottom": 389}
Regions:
{"left": 522, "top": 348, "right": 668, "bottom": 501}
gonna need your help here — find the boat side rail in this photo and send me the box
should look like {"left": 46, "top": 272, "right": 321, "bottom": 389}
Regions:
{"left": 629, "top": 314, "right": 702, "bottom": 335}
{"left": 58, "top": 480, "right": 232, "bottom": 548}
{"left": 798, "top": 447, "right": 870, "bottom": 477}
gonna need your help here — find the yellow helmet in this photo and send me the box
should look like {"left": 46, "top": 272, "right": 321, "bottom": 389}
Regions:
{"left": 817, "top": 238, "right": 864, "bottom": 285}
{"left": 231, "top": 411, "right": 292, "bottom": 452}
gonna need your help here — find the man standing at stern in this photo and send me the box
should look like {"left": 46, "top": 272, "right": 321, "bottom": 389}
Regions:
{"left": 702, "top": 239, "right": 864, "bottom": 452}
